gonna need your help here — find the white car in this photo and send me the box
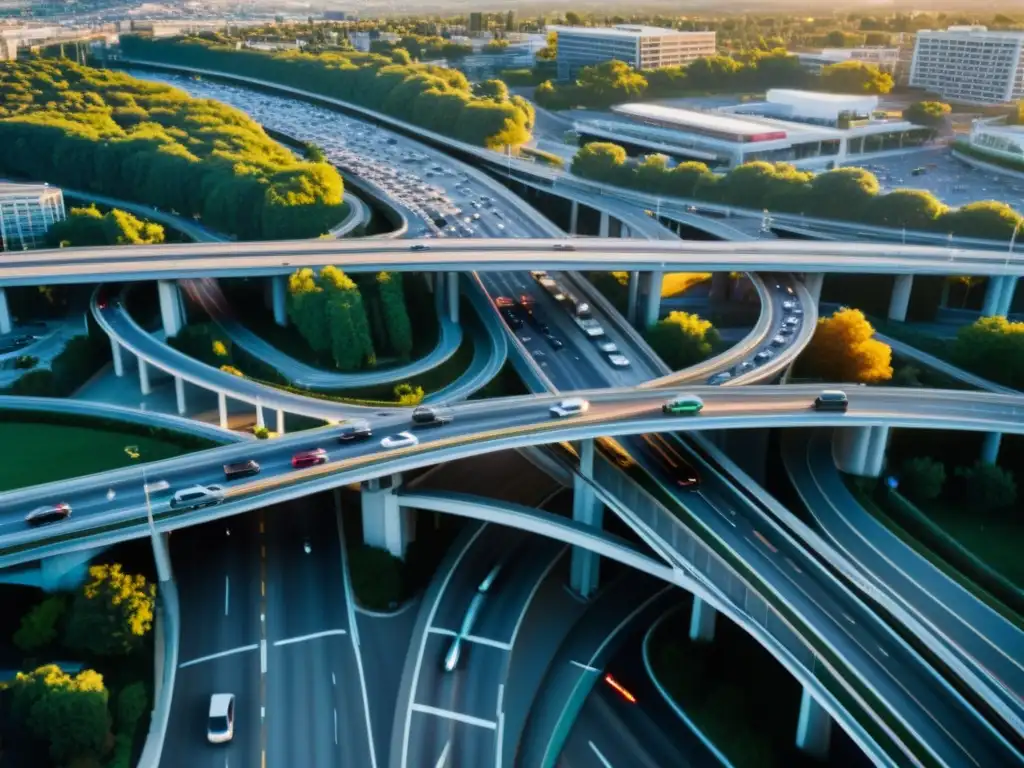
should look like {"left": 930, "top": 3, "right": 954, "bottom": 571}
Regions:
{"left": 207, "top": 693, "right": 235, "bottom": 744}
{"left": 550, "top": 397, "right": 590, "bottom": 418}
{"left": 607, "top": 354, "right": 631, "bottom": 368}
{"left": 170, "top": 485, "right": 225, "bottom": 509}
{"left": 380, "top": 432, "right": 419, "bottom": 449}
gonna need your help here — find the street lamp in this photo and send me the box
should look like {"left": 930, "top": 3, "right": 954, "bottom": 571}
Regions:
{"left": 1007, "top": 224, "right": 1020, "bottom": 270}
{"left": 125, "top": 445, "right": 171, "bottom": 583}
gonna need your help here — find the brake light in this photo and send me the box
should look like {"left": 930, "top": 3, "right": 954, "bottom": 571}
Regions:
{"left": 603, "top": 674, "right": 637, "bottom": 703}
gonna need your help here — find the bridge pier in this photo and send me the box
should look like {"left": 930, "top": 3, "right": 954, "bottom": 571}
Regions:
{"left": 276, "top": 409, "right": 286, "bottom": 435}
{"left": 887, "top": 275, "right": 913, "bottom": 322}
{"left": 833, "top": 426, "right": 889, "bottom": 477}
{"left": 998, "top": 275, "right": 1017, "bottom": 316}
{"left": 626, "top": 271, "right": 640, "bottom": 326}
{"left": 981, "top": 431, "right": 1002, "bottom": 464}
{"left": 138, "top": 357, "right": 151, "bottom": 396}
{"left": 642, "top": 272, "right": 663, "bottom": 328}
{"left": 795, "top": 687, "right": 832, "bottom": 759}
{"left": 447, "top": 272, "right": 460, "bottom": 323}
{"left": 272, "top": 275, "right": 287, "bottom": 327}
{"left": 688, "top": 596, "right": 717, "bottom": 642}
{"left": 982, "top": 276, "right": 1005, "bottom": 316}
{"left": 174, "top": 375, "right": 186, "bottom": 415}
{"left": 803, "top": 273, "right": 824, "bottom": 306}
{"left": 217, "top": 391, "right": 228, "bottom": 429}
{"left": 157, "top": 280, "right": 183, "bottom": 338}
{"left": 569, "top": 200, "right": 579, "bottom": 235}
{"left": 255, "top": 403, "right": 265, "bottom": 429}
{"left": 709, "top": 272, "right": 732, "bottom": 302}
{"left": 361, "top": 474, "right": 414, "bottom": 559}
{"left": 598, "top": 211, "right": 610, "bottom": 238}
{"left": 571, "top": 439, "right": 603, "bottom": 599}
{"left": 110, "top": 337, "right": 124, "bottom": 377}
{"left": 0, "top": 286, "right": 10, "bottom": 335}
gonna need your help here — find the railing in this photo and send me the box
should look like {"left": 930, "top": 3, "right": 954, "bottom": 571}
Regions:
{"left": 135, "top": 579, "right": 179, "bottom": 768}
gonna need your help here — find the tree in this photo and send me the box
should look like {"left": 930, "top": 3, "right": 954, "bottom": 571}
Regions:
{"left": 564, "top": 11, "right": 582, "bottom": 26}
{"left": 9, "top": 665, "right": 111, "bottom": 764}
{"left": 390, "top": 47, "right": 412, "bottom": 65}
{"left": 571, "top": 142, "right": 627, "bottom": 183}
{"left": 805, "top": 167, "right": 880, "bottom": 220}
{"left": 575, "top": 60, "right": 648, "bottom": 106}
{"left": 65, "top": 564, "right": 155, "bottom": 657}
{"left": 348, "top": 544, "right": 404, "bottom": 610}
{"left": 473, "top": 78, "right": 509, "bottom": 102}
{"left": 952, "top": 316, "right": 1024, "bottom": 388}
{"left": 13, "top": 595, "right": 67, "bottom": 653}
{"left": 821, "top": 60, "right": 893, "bottom": 94}
{"left": 116, "top": 681, "right": 148, "bottom": 732}
{"left": 902, "top": 100, "right": 951, "bottom": 130}
{"left": 899, "top": 457, "right": 945, "bottom": 502}
{"left": 863, "top": 189, "right": 946, "bottom": 231}
{"left": 799, "top": 307, "right": 893, "bottom": 383}
{"left": 955, "top": 461, "right": 1017, "bottom": 512}
{"left": 938, "top": 201, "right": 1022, "bottom": 242}
{"left": 536, "top": 31, "right": 558, "bottom": 61}
{"left": 376, "top": 272, "right": 413, "bottom": 358}
{"left": 212, "top": 339, "right": 230, "bottom": 358}
{"left": 394, "top": 382, "right": 424, "bottom": 405}
{"left": 644, "top": 311, "right": 719, "bottom": 369}
{"left": 45, "top": 205, "right": 165, "bottom": 248}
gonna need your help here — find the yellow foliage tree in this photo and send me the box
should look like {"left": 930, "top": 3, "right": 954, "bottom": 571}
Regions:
{"left": 802, "top": 307, "right": 892, "bottom": 383}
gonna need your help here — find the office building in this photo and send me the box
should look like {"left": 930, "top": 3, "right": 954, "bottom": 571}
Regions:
{"left": 0, "top": 183, "right": 66, "bottom": 252}
{"left": 798, "top": 47, "right": 900, "bottom": 74}
{"left": 966, "top": 120, "right": 1024, "bottom": 166}
{"left": 549, "top": 24, "right": 716, "bottom": 81}
{"left": 574, "top": 91, "right": 929, "bottom": 170}
{"left": 909, "top": 26, "right": 1024, "bottom": 105}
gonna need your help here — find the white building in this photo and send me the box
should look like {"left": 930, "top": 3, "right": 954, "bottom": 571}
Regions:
{"left": 798, "top": 47, "right": 900, "bottom": 74}
{"left": 910, "top": 26, "right": 1024, "bottom": 105}
{"left": 966, "top": 121, "right": 1024, "bottom": 165}
{"left": 575, "top": 92, "right": 929, "bottom": 170}
{"left": 0, "top": 183, "right": 66, "bottom": 252}
{"left": 549, "top": 24, "right": 716, "bottom": 81}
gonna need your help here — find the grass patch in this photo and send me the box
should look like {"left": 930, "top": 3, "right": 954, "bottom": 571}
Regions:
{"left": 0, "top": 420, "right": 213, "bottom": 492}
{"left": 661, "top": 272, "right": 711, "bottom": 298}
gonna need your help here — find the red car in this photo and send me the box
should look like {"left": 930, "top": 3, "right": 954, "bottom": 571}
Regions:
{"left": 519, "top": 294, "right": 535, "bottom": 309}
{"left": 291, "top": 448, "right": 328, "bottom": 468}
{"left": 494, "top": 296, "right": 515, "bottom": 309}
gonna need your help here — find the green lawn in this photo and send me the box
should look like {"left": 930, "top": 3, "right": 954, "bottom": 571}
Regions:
{"left": 924, "top": 499, "right": 1024, "bottom": 591}
{"left": 0, "top": 421, "right": 209, "bottom": 492}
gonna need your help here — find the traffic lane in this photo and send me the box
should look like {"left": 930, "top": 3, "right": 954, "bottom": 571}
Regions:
{"left": 791, "top": 430, "right": 1024, "bottom": 703}
{"left": 406, "top": 710, "right": 496, "bottom": 768}
{"left": 657, "top": 443, "right": 1010, "bottom": 765}
{"left": 415, "top": 634, "right": 507, "bottom": 723}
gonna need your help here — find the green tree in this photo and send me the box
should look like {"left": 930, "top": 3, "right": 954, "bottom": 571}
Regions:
{"left": 863, "top": 189, "right": 946, "bottom": 230}
{"left": 955, "top": 461, "right": 1017, "bottom": 512}
{"left": 212, "top": 339, "right": 230, "bottom": 358}
{"left": 571, "top": 142, "right": 627, "bottom": 183}
{"left": 13, "top": 595, "right": 67, "bottom": 653}
{"left": 348, "top": 544, "right": 404, "bottom": 609}
{"left": 473, "top": 78, "right": 509, "bottom": 102}
{"left": 575, "top": 60, "right": 648, "bottom": 106}
{"left": 565, "top": 11, "right": 582, "bottom": 26}
{"left": 821, "top": 60, "right": 893, "bottom": 94}
{"left": 899, "top": 457, "right": 946, "bottom": 502}
{"left": 376, "top": 271, "right": 413, "bottom": 358}
{"left": 9, "top": 665, "right": 111, "bottom": 764}
{"left": 952, "top": 316, "right": 1024, "bottom": 388}
{"left": 65, "top": 564, "right": 155, "bottom": 657}
{"left": 644, "top": 311, "right": 719, "bottom": 368}
{"left": 45, "top": 205, "right": 165, "bottom": 248}
{"left": 798, "top": 307, "right": 893, "bottom": 383}
{"left": 902, "top": 100, "right": 951, "bottom": 130}
{"left": 116, "top": 681, "right": 148, "bottom": 732}
{"left": 390, "top": 47, "right": 412, "bottom": 65}
{"left": 805, "top": 167, "right": 880, "bottom": 220}
{"left": 394, "top": 382, "right": 424, "bottom": 405}
{"left": 938, "top": 201, "right": 1022, "bottom": 242}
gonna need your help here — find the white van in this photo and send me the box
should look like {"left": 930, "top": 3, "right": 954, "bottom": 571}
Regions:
{"left": 550, "top": 397, "right": 590, "bottom": 418}
{"left": 170, "top": 485, "right": 225, "bottom": 509}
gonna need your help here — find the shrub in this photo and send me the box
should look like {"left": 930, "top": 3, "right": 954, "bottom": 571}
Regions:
{"left": 347, "top": 545, "right": 404, "bottom": 610}
{"left": 899, "top": 457, "right": 946, "bottom": 502}
{"left": 955, "top": 461, "right": 1018, "bottom": 512}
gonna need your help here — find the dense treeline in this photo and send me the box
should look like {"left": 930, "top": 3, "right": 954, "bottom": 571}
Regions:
{"left": 571, "top": 143, "right": 1024, "bottom": 241}
{"left": 535, "top": 55, "right": 891, "bottom": 111}
{"left": 0, "top": 58, "right": 344, "bottom": 240}
{"left": 45, "top": 204, "right": 165, "bottom": 247}
{"left": 286, "top": 267, "right": 414, "bottom": 371}
{"left": 368, "top": 34, "right": 472, "bottom": 61}
{"left": 119, "top": 34, "right": 535, "bottom": 149}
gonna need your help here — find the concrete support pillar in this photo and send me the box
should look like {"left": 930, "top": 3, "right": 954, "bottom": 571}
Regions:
{"left": 709, "top": 272, "right": 732, "bottom": 302}
{"left": 218, "top": 391, "right": 228, "bottom": 429}
{"left": 272, "top": 275, "right": 287, "bottom": 327}
{"left": 423, "top": 272, "right": 434, "bottom": 293}
{"left": 626, "top": 271, "right": 640, "bottom": 327}
{"left": 981, "top": 432, "right": 1002, "bottom": 465}
{"left": 795, "top": 687, "right": 832, "bottom": 759}
{"left": 939, "top": 279, "right": 951, "bottom": 309}
{"left": 803, "top": 273, "right": 824, "bottom": 305}
{"left": 621, "top": 224, "right": 631, "bottom": 239}
{"left": 998, "top": 275, "right": 1018, "bottom": 317}
{"left": 255, "top": 403, "right": 265, "bottom": 429}
{"left": 688, "top": 596, "right": 717, "bottom": 642}
{"left": 571, "top": 439, "right": 603, "bottom": 599}
{"left": 643, "top": 271, "right": 663, "bottom": 328}
{"left": 361, "top": 474, "right": 414, "bottom": 559}
{"left": 598, "top": 211, "right": 610, "bottom": 238}
{"left": 0, "top": 286, "right": 11, "bottom": 335}
{"left": 982, "top": 276, "right": 1004, "bottom": 317}
{"left": 887, "top": 274, "right": 913, "bottom": 322}
{"left": 833, "top": 427, "right": 872, "bottom": 476}
{"left": 174, "top": 376, "right": 186, "bottom": 415}
{"left": 447, "top": 272, "right": 460, "bottom": 323}
{"left": 863, "top": 426, "right": 890, "bottom": 479}
{"left": 138, "top": 357, "right": 151, "bottom": 396}
{"left": 276, "top": 409, "right": 285, "bottom": 435}
{"left": 157, "top": 280, "right": 183, "bottom": 338}
{"left": 151, "top": 531, "right": 173, "bottom": 584}
{"left": 110, "top": 337, "right": 124, "bottom": 377}
{"left": 569, "top": 200, "right": 579, "bottom": 235}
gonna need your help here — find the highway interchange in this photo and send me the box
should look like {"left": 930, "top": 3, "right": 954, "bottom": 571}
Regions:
{"left": 2, "top": 65, "right": 1024, "bottom": 768}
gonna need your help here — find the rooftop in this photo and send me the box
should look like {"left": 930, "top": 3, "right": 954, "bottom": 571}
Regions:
{"left": 0, "top": 182, "right": 59, "bottom": 198}
{"left": 612, "top": 103, "right": 790, "bottom": 139}
{"left": 768, "top": 89, "right": 876, "bottom": 105}
{"left": 548, "top": 24, "right": 707, "bottom": 38}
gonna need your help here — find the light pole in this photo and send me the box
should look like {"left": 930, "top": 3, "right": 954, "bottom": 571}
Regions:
{"left": 125, "top": 446, "right": 171, "bottom": 583}
{"left": 1007, "top": 224, "right": 1020, "bottom": 270}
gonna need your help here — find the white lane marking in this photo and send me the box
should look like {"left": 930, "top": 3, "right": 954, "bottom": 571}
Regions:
{"left": 179, "top": 644, "right": 258, "bottom": 669}
{"left": 713, "top": 507, "right": 737, "bottom": 527}
{"left": 878, "top": 646, "right": 890, "bottom": 658}
{"left": 842, "top": 612, "right": 856, "bottom": 625}
{"left": 260, "top": 639, "right": 267, "bottom": 674}
{"left": 785, "top": 557, "right": 803, "bottom": 574}
{"left": 334, "top": 707, "right": 338, "bottom": 745}
{"left": 273, "top": 629, "right": 348, "bottom": 647}
{"left": 261, "top": 706, "right": 265, "bottom": 720}
{"left": 589, "top": 740, "right": 615, "bottom": 768}
{"left": 434, "top": 741, "right": 451, "bottom": 768}
{"left": 426, "top": 628, "right": 512, "bottom": 650}
{"left": 332, "top": 672, "right": 336, "bottom": 686}
{"left": 224, "top": 575, "right": 230, "bottom": 617}
{"left": 411, "top": 703, "right": 497, "bottom": 730}
{"left": 569, "top": 660, "right": 599, "bottom": 672}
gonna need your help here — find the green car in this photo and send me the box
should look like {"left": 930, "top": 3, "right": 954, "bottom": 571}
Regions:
{"left": 662, "top": 396, "right": 704, "bottom": 415}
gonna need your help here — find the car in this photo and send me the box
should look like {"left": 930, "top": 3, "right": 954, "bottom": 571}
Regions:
{"left": 814, "top": 390, "right": 849, "bottom": 412}
{"left": 707, "top": 371, "right": 732, "bottom": 385}
{"left": 223, "top": 460, "right": 260, "bottom": 480}
{"left": 381, "top": 432, "right": 419, "bottom": 449}
{"left": 25, "top": 502, "right": 71, "bottom": 527}
{"left": 784, "top": 316, "right": 801, "bottom": 327}
{"left": 791, "top": 307, "right": 804, "bottom": 316}
{"left": 518, "top": 294, "right": 534, "bottom": 309}
{"left": 170, "top": 485, "right": 225, "bottom": 509}
{"left": 291, "top": 448, "right": 328, "bottom": 468}
{"left": 545, "top": 334, "right": 564, "bottom": 350}
{"left": 208, "top": 694, "right": 235, "bottom": 744}
{"left": 755, "top": 350, "right": 774, "bottom": 363}
{"left": 553, "top": 243, "right": 576, "bottom": 251}
{"left": 410, "top": 244, "right": 430, "bottom": 251}
{"left": 779, "top": 325, "right": 796, "bottom": 336}
{"left": 607, "top": 353, "right": 631, "bottom": 368}
{"left": 411, "top": 405, "right": 454, "bottom": 427}
{"left": 662, "top": 395, "right": 704, "bottom": 415}
{"left": 550, "top": 397, "right": 590, "bottom": 418}
{"left": 596, "top": 340, "right": 619, "bottom": 354}
{"left": 494, "top": 296, "right": 515, "bottom": 309}
{"left": 782, "top": 300, "right": 796, "bottom": 311}
{"left": 771, "top": 335, "right": 787, "bottom": 347}
{"left": 338, "top": 420, "right": 372, "bottom": 441}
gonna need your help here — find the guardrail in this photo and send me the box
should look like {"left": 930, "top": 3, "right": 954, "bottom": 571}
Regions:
{"left": 135, "top": 578, "right": 179, "bottom": 768}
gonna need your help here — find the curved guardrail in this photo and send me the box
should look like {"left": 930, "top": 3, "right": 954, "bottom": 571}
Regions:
{"left": 135, "top": 578, "right": 179, "bottom": 768}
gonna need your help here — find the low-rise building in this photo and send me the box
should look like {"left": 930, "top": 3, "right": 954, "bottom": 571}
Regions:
{"left": 797, "top": 47, "right": 900, "bottom": 74}
{"left": 549, "top": 24, "right": 716, "bottom": 81}
{"left": 0, "top": 183, "right": 66, "bottom": 252}
{"left": 965, "top": 120, "right": 1024, "bottom": 166}
{"left": 575, "top": 90, "right": 931, "bottom": 170}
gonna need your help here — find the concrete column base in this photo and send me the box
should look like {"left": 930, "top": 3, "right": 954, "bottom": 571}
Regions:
{"left": 447, "top": 272, "right": 460, "bottom": 324}
{"left": 138, "top": 358, "right": 151, "bottom": 396}
{"left": 361, "top": 474, "right": 413, "bottom": 559}
{"left": 887, "top": 274, "right": 913, "bottom": 322}
{"left": 642, "top": 271, "right": 664, "bottom": 329}
{"left": 276, "top": 409, "right": 285, "bottom": 435}
{"left": 982, "top": 276, "right": 1004, "bottom": 317}
{"left": 272, "top": 275, "right": 287, "bottom": 327}
{"left": 111, "top": 337, "right": 124, "bottom": 377}
{"left": 981, "top": 432, "right": 1002, "bottom": 464}
{"left": 795, "top": 687, "right": 832, "bottom": 759}
{"left": 174, "top": 376, "right": 186, "bottom": 415}
{"left": 626, "top": 271, "right": 640, "bottom": 327}
{"left": 803, "top": 273, "right": 825, "bottom": 305}
{"left": 570, "top": 440, "right": 602, "bottom": 598}
{"left": 218, "top": 391, "right": 228, "bottom": 429}
{"left": 157, "top": 280, "right": 183, "bottom": 338}
{"left": 0, "top": 286, "right": 10, "bottom": 335}
{"left": 689, "top": 596, "right": 717, "bottom": 642}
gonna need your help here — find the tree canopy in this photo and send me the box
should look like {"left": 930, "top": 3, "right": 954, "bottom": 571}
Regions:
{"left": 65, "top": 564, "right": 155, "bottom": 657}
{"left": 0, "top": 58, "right": 344, "bottom": 240}
{"left": 820, "top": 60, "right": 894, "bottom": 94}
{"left": 45, "top": 204, "right": 165, "bottom": 248}
{"left": 798, "top": 307, "right": 893, "bottom": 383}
{"left": 644, "top": 311, "right": 720, "bottom": 369}
{"left": 902, "top": 100, "right": 951, "bottom": 129}
{"left": 953, "top": 316, "right": 1024, "bottom": 389}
